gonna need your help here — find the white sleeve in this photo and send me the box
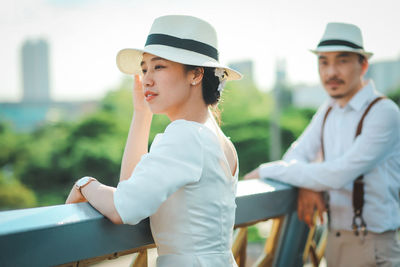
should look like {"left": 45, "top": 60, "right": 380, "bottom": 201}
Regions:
{"left": 113, "top": 122, "right": 204, "bottom": 225}
{"left": 260, "top": 100, "right": 400, "bottom": 191}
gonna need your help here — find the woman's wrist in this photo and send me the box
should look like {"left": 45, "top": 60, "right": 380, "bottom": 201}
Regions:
{"left": 132, "top": 110, "right": 153, "bottom": 125}
{"left": 80, "top": 180, "right": 100, "bottom": 199}
{"left": 133, "top": 109, "right": 152, "bottom": 118}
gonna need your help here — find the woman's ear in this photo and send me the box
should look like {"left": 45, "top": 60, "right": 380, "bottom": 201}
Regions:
{"left": 191, "top": 67, "right": 204, "bottom": 85}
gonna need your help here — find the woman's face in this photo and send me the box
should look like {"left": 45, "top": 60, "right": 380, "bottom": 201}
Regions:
{"left": 140, "top": 53, "right": 194, "bottom": 118}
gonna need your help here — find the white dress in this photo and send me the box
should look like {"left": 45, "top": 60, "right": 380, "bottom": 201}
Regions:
{"left": 114, "top": 119, "right": 238, "bottom": 267}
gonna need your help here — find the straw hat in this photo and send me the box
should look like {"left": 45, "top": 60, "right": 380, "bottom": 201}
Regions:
{"left": 311, "top": 22, "right": 373, "bottom": 59}
{"left": 116, "top": 15, "right": 242, "bottom": 81}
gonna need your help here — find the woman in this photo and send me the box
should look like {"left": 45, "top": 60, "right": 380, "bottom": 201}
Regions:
{"left": 66, "top": 15, "right": 242, "bottom": 266}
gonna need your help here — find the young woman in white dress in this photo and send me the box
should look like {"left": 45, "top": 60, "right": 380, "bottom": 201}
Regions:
{"left": 66, "top": 15, "right": 242, "bottom": 266}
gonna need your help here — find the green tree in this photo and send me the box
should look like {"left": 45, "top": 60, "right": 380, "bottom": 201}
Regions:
{"left": 0, "top": 171, "right": 37, "bottom": 210}
{"left": 388, "top": 86, "right": 400, "bottom": 106}
{"left": 220, "top": 81, "right": 273, "bottom": 124}
{"left": 16, "top": 122, "right": 72, "bottom": 191}
{"left": 219, "top": 82, "right": 312, "bottom": 176}
{"left": 0, "top": 121, "right": 23, "bottom": 167}
{"left": 280, "top": 106, "right": 315, "bottom": 138}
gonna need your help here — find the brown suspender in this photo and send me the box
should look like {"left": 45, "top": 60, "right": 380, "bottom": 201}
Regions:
{"left": 321, "top": 106, "right": 333, "bottom": 159}
{"left": 321, "top": 96, "right": 386, "bottom": 235}
{"left": 320, "top": 106, "right": 333, "bottom": 229}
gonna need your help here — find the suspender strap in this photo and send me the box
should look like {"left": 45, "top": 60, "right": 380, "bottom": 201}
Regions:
{"left": 321, "top": 106, "right": 333, "bottom": 159}
{"left": 351, "top": 96, "right": 385, "bottom": 235}
{"left": 321, "top": 96, "right": 386, "bottom": 236}
{"left": 321, "top": 106, "right": 333, "bottom": 229}
{"left": 355, "top": 96, "right": 385, "bottom": 137}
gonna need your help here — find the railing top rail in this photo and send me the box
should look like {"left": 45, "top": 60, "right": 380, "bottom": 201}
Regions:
{"left": 0, "top": 179, "right": 297, "bottom": 267}
{"left": 0, "top": 202, "right": 101, "bottom": 235}
{"left": 0, "top": 179, "right": 295, "bottom": 235}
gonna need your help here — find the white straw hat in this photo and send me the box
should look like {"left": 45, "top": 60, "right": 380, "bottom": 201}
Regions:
{"left": 311, "top": 22, "right": 373, "bottom": 59}
{"left": 116, "top": 15, "right": 242, "bottom": 81}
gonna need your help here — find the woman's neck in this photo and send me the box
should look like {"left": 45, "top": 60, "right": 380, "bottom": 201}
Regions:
{"left": 167, "top": 103, "right": 209, "bottom": 124}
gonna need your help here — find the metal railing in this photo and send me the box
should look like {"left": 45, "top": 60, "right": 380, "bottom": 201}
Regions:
{"left": 0, "top": 179, "right": 312, "bottom": 267}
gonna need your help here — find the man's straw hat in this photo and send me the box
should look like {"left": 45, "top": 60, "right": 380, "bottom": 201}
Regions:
{"left": 311, "top": 22, "right": 373, "bottom": 59}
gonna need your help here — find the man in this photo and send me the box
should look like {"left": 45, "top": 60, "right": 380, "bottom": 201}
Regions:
{"left": 245, "top": 22, "right": 400, "bottom": 266}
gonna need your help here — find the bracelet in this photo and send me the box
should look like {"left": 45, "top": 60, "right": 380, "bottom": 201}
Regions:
{"left": 75, "top": 176, "right": 97, "bottom": 193}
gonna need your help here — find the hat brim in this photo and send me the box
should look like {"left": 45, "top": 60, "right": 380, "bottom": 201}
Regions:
{"left": 116, "top": 46, "right": 242, "bottom": 81}
{"left": 310, "top": 45, "right": 373, "bottom": 59}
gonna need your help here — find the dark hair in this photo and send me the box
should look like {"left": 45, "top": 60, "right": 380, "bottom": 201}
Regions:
{"left": 184, "top": 65, "right": 222, "bottom": 105}
{"left": 358, "top": 54, "right": 366, "bottom": 64}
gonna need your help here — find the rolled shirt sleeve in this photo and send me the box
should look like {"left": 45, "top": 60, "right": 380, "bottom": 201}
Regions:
{"left": 114, "top": 121, "right": 204, "bottom": 225}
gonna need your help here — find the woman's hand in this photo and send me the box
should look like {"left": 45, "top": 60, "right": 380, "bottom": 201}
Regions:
{"left": 244, "top": 167, "right": 260, "bottom": 180}
{"left": 65, "top": 186, "right": 87, "bottom": 204}
{"left": 119, "top": 75, "right": 153, "bottom": 181}
{"left": 133, "top": 74, "right": 152, "bottom": 114}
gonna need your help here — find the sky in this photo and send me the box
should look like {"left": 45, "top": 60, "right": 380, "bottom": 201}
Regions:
{"left": 1, "top": 0, "right": 400, "bottom": 102}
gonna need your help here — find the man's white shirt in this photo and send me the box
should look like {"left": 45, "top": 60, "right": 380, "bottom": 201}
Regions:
{"left": 259, "top": 80, "right": 400, "bottom": 232}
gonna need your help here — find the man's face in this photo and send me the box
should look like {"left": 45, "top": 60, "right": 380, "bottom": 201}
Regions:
{"left": 318, "top": 51, "right": 368, "bottom": 105}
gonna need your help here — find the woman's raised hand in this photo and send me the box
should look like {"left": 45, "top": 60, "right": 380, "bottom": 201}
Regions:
{"left": 119, "top": 74, "right": 153, "bottom": 181}
{"left": 133, "top": 74, "right": 152, "bottom": 114}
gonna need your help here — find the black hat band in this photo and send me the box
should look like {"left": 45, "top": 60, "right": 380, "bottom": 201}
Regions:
{"left": 145, "top": 33, "right": 219, "bottom": 61}
{"left": 318, "top": 39, "right": 363, "bottom": 49}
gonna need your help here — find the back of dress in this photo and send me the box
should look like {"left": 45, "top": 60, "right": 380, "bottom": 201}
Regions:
{"left": 150, "top": 120, "right": 238, "bottom": 266}
{"left": 114, "top": 120, "right": 238, "bottom": 267}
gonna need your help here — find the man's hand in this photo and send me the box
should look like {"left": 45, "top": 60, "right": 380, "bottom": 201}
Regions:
{"left": 297, "top": 188, "right": 326, "bottom": 227}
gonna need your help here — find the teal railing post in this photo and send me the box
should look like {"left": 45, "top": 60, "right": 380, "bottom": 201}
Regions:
{"left": 273, "top": 198, "right": 310, "bottom": 266}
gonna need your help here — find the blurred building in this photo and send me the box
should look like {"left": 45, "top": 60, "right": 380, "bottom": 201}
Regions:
{"left": 270, "top": 59, "right": 291, "bottom": 160}
{"left": 21, "top": 39, "right": 51, "bottom": 103}
{"left": 292, "top": 84, "right": 327, "bottom": 108}
{"left": 0, "top": 39, "right": 98, "bottom": 132}
{"left": 228, "top": 60, "right": 255, "bottom": 85}
{"left": 274, "top": 59, "right": 293, "bottom": 108}
{"left": 0, "top": 101, "right": 98, "bottom": 131}
{"left": 365, "top": 57, "right": 400, "bottom": 94}
{"left": 274, "top": 59, "right": 287, "bottom": 86}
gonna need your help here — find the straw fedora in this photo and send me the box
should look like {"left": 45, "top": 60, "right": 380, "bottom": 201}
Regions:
{"left": 311, "top": 22, "right": 373, "bottom": 59}
{"left": 116, "top": 15, "right": 242, "bottom": 81}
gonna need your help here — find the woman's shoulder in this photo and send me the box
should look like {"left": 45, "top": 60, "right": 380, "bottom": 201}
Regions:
{"left": 166, "top": 119, "right": 205, "bottom": 130}
{"left": 147, "top": 120, "right": 206, "bottom": 170}
{"left": 164, "top": 119, "right": 209, "bottom": 139}
{"left": 149, "top": 120, "right": 208, "bottom": 152}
